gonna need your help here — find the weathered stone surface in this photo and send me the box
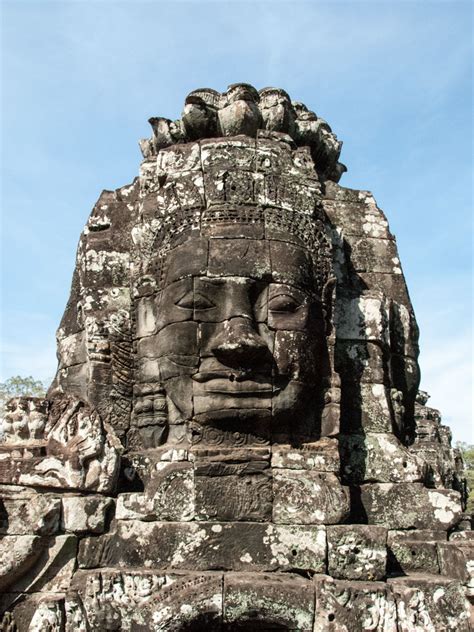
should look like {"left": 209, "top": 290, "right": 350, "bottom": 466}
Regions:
{"left": 359, "top": 483, "right": 463, "bottom": 530}
{"left": 224, "top": 572, "right": 315, "bottom": 630}
{"left": 340, "top": 433, "right": 424, "bottom": 484}
{"left": 335, "top": 340, "right": 386, "bottom": 384}
{"left": 389, "top": 574, "right": 470, "bottom": 632}
{"left": 1, "top": 534, "right": 77, "bottom": 596}
{"left": 313, "top": 576, "right": 397, "bottom": 631}
{"left": 0, "top": 535, "right": 44, "bottom": 592}
{"left": 78, "top": 521, "right": 327, "bottom": 572}
{"left": 450, "top": 530, "right": 474, "bottom": 542}
{"left": 327, "top": 525, "right": 387, "bottom": 580}
{"left": 340, "top": 383, "right": 394, "bottom": 434}
{"left": 334, "top": 293, "right": 390, "bottom": 344}
{"left": 273, "top": 470, "right": 350, "bottom": 524}
{"left": 61, "top": 495, "right": 113, "bottom": 533}
{"left": 67, "top": 569, "right": 223, "bottom": 631}
{"left": 123, "top": 448, "right": 190, "bottom": 486}
{"left": 0, "top": 488, "right": 60, "bottom": 535}
{"left": 271, "top": 438, "right": 340, "bottom": 471}
{"left": 0, "top": 396, "right": 120, "bottom": 493}
{"left": 195, "top": 466, "right": 272, "bottom": 522}
{"left": 116, "top": 462, "right": 194, "bottom": 521}
{"left": 437, "top": 541, "right": 474, "bottom": 586}
{"left": 387, "top": 529, "right": 444, "bottom": 574}
{"left": 146, "top": 572, "right": 224, "bottom": 632}
{"left": 1, "top": 593, "right": 66, "bottom": 632}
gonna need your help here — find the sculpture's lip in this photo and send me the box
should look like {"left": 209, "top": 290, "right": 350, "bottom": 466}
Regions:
{"left": 192, "top": 371, "right": 270, "bottom": 383}
{"left": 192, "top": 372, "right": 274, "bottom": 395}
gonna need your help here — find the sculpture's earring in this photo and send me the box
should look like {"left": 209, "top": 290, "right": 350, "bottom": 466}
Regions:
{"left": 129, "top": 382, "right": 168, "bottom": 450}
{"left": 320, "top": 276, "right": 341, "bottom": 437}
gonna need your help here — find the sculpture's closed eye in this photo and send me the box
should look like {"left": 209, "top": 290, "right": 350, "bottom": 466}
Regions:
{"left": 268, "top": 294, "right": 302, "bottom": 313}
{"left": 175, "top": 291, "right": 215, "bottom": 310}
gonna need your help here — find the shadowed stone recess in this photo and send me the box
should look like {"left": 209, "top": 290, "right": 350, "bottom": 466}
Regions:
{"left": 0, "top": 84, "right": 471, "bottom": 631}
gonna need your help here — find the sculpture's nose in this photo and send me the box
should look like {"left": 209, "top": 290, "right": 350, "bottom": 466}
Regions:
{"left": 211, "top": 317, "right": 270, "bottom": 368}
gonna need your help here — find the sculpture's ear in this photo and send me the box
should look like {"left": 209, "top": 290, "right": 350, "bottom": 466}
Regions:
{"left": 322, "top": 276, "right": 337, "bottom": 337}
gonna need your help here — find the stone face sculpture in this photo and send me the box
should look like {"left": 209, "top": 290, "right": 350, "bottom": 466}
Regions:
{"left": 0, "top": 84, "right": 472, "bottom": 631}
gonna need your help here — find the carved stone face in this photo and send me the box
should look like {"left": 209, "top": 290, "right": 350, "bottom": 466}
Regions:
{"left": 136, "top": 226, "right": 328, "bottom": 441}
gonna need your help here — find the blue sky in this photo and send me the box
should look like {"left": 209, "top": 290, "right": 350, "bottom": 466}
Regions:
{"left": 1, "top": 0, "right": 472, "bottom": 442}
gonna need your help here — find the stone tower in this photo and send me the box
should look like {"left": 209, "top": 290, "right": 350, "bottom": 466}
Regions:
{"left": 0, "top": 84, "right": 472, "bottom": 631}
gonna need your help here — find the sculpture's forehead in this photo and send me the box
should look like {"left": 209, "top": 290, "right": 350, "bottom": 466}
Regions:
{"left": 163, "top": 234, "right": 315, "bottom": 289}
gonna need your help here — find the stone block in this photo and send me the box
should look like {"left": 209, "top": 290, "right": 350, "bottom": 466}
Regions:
{"left": 388, "top": 529, "right": 447, "bottom": 542}
{"left": 163, "top": 237, "right": 209, "bottom": 285}
{"left": 2, "top": 593, "right": 66, "bottom": 632}
{"left": 135, "top": 295, "right": 159, "bottom": 337}
{"left": 125, "top": 448, "right": 190, "bottom": 484}
{"left": 202, "top": 205, "right": 265, "bottom": 240}
{"left": 194, "top": 462, "right": 272, "bottom": 521}
{"left": 389, "top": 575, "right": 470, "bottom": 632}
{"left": 335, "top": 340, "right": 386, "bottom": 385}
{"left": 191, "top": 446, "right": 271, "bottom": 466}
{"left": 273, "top": 470, "right": 350, "bottom": 524}
{"left": 340, "top": 433, "right": 424, "bottom": 484}
{"left": 327, "top": 525, "right": 387, "bottom": 580}
{"left": 224, "top": 572, "right": 315, "bottom": 631}
{"left": 157, "top": 142, "right": 202, "bottom": 174}
{"left": 0, "top": 490, "right": 61, "bottom": 535}
{"left": 0, "top": 535, "right": 44, "bottom": 592}
{"left": 116, "top": 492, "right": 152, "bottom": 521}
{"left": 208, "top": 238, "right": 271, "bottom": 279}
{"left": 3, "top": 535, "right": 77, "bottom": 595}
{"left": 70, "top": 569, "right": 223, "bottom": 632}
{"left": 313, "top": 576, "right": 397, "bottom": 632}
{"left": 271, "top": 438, "right": 340, "bottom": 471}
{"left": 146, "top": 572, "right": 223, "bottom": 632}
{"left": 388, "top": 540, "right": 440, "bottom": 575}
{"left": 389, "top": 302, "right": 419, "bottom": 358}
{"left": 359, "top": 483, "right": 462, "bottom": 530}
{"left": 201, "top": 137, "right": 257, "bottom": 172}
{"left": 61, "top": 495, "right": 113, "bottom": 533}
{"left": 345, "top": 236, "right": 401, "bottom": 274}
{"left": 269, "top": 240, "right": 314, "bottom": 290}
{"left": 116, "top": 461, "right": 194, "bottom": 521}
{"left": 358, "top": 272, "right": 409, "bottom": 305}
{"left": 450, "top": 531, "right": 474, "bottom": 542}
{"left": 341, "top": 383, "right": 394, "bottom": 434}
{"left": 137, "top": 322, "right": 198, "bottom": 358}
{"left": 438, "top": 542, "right": 474, "bottom": 586}
{"left": 322, "top": 196, "right": 393, "bottom": 239}
{"left": 387, "top": 531, "right": 444, "bottom": 576}
{"left": 78, "top": 521, "right": 327, "bottom": 573}
{"left": 156, "top": 172, "right": 205, "bottom": 216}
{"left": 334, "top": 293, "right": 390, "bottom": 345}
{"left": 57, "top": 331, "right": 87, "bottom": 368}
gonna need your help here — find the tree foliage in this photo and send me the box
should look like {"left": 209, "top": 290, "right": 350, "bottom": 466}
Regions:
{"left": 0, "top": 376, "right": 47, "bottom": 416}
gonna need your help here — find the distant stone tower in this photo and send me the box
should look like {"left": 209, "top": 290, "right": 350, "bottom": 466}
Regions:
{"left": 0, "top": 84, "right": 471, "bottom": 631}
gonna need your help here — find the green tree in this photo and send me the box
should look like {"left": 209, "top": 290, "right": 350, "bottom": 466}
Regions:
{"left": 0, "top": 375, "right": 47, "bottom": 416}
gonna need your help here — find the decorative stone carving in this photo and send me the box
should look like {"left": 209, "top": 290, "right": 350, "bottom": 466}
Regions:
{"left": 1, "top": 84, "right": 471, "bottom": 630}
{"left": 0, "top": 396, "right": 120, "bottom": 493}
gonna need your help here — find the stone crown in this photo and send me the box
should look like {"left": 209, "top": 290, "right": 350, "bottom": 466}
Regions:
{"left": 140, "top": 83, "right": 347, "bottom": 183}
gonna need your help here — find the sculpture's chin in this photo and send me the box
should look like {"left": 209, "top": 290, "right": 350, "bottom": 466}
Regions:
{"left": 192, "top": 407, "right": 272, "bottom": 424}
{"left": 189, "top": 408, "right": 272, "bottom": 446}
